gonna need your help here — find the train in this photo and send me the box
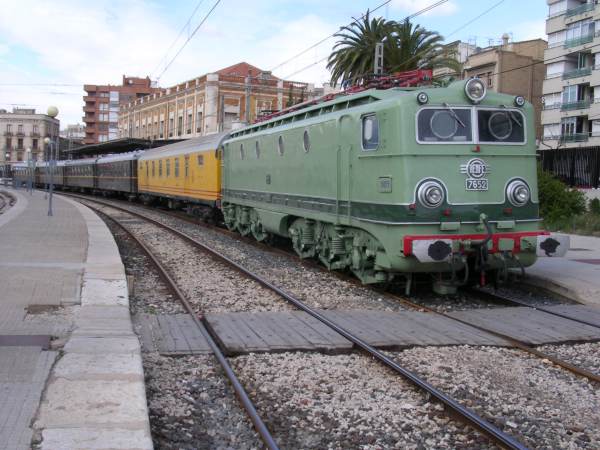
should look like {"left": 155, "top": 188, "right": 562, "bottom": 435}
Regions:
{"left": 11, "top": 77, "right": 568, "bottom": 294}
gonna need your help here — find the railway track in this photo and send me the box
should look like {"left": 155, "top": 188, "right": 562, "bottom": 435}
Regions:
{"left": 68, "top": 193, "right": 530, "bottom": 450}
{"left": 62, "top": 192, "right": 600, "bottom": 386}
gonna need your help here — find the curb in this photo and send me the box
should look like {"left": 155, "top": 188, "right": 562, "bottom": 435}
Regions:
{"left": 34, "top": 195, "right": 153, "bottom": 450}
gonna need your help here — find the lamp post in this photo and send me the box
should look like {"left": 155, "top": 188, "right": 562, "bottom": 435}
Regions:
{"left": 44, "top": 105, "right": 59, "bottom": 216}
{"left": 26, "top": 148, "right": 32, "bottom": 194}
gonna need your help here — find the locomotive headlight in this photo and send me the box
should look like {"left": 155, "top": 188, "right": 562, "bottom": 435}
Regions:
{"left": 416, "top": 92, "right": 429, "bottom": 105}
{"left": 418, "top": 181, "right": 445, "bottom": 208}
{"left": 507, "top": 180, "right": 530, "bottom": 206}
{"left": 514, "top": 95, "right": 526, "bottom": 107}
{"left": 465, "top": 78, "right": 486, "bottom": 103}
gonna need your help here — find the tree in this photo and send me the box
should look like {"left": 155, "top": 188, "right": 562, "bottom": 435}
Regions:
{"left": 327, "top": 12, "right": 461, "bottom": 86}
{"left": 327, "top": 11, "right": 396, "bottom": 87}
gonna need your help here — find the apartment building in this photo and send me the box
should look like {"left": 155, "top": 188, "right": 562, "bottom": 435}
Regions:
{"left": 83, "top": 75, "right": 159, "bottom": 145}
{"left": 118, "top": 62, "right": 315, "bottom": 141}
{"left": 0, "top": 108, "right": 60, "bottom": 163}
{"left": 542, "top": 0, "right": 600, "bottom": 148}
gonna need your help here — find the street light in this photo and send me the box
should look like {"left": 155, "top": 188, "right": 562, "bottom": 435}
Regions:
{"left": 44, "top": 105, "right": 59, "bottom": 216}
{"left": 26, "top": 147, "right": 32, "bottom": 194}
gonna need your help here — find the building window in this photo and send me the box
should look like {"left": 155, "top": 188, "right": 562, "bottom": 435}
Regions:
{"left": 6, "top": 124, "right": 11, "bottom": 133}
{"left": 187, "top": 113, "right": 192, "bottom": 134}
{"left": 17, "top": 138, "right": 23, "bottom": 149}
{"left": 486, "top": 72, "right": 493, "bottom": 88}
{"left": 32, "top": 139, "right": 38, "bottom": 150}
{"left": 177, "top": 116, "right": 183, "bottom": 136}
{"left": 196, "top": 112, "right": 203, "bottom": 132}
{"left": 160, "top": 120, "right": 165, "bottom": 138}
{"left": 6, "top": 138, "right": 11, "bottom": 148}
{"left": 169, "top": 117, "right": 174, "bottom": 137}
{"left": 33, "top": 125, "right": 38, "bottom": 134}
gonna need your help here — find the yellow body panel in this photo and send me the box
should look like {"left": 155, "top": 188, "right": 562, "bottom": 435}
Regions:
{"left": 138, "top": 148, "right": 221, "bottom": 203}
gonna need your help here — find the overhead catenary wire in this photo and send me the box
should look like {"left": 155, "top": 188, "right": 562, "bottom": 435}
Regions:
{"left": 270, "top": 0, "right": 449, "bottom": 74}
{"left": 155, "top": 0, "right": 222, "bottom": 82}
{"left": 149, "top": 0, "right": 208, "bottom": 79}
{"left": 282, "top": 0, "right": 451, "bottom": 80}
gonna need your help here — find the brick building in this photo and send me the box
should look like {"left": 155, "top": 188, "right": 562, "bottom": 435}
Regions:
{"left": 83, "top": 75, "right": 159, "bottom": 144}
{"left": 463, "top": 36, "right": 547, "bottom": 140}
{"left": 0, "top": 108, "right": 59, "bottom": 163}
{"left": 118, "top": 62, "right": 316, "bottom": 140}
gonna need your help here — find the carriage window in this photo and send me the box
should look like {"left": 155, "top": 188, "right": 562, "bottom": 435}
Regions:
{"left": 184, "top": 156, "right": 189, "bottom": 177}
{"left": 174, "top": 158, "right": 179, "bottom": 177}
{"left": 159, "top": 160, "right": 162, "bottom": 177}
{"left": 146, "top": 162, "right": 149, "bottom": 178}
{"left": 303, "top": 130, "right": 310, "bottom": 153}
{"left": 477, "top": 109, "right": 525, "bottom": 144}
{"left": 152, "top": 161, "right": 155, "bottom": 177}
{"left": 197, "top": 154, "right": 204, "bottom": 166}
{"left": 362, "top": 114, "right": 379, "bottom": 150}
{"left": 417, "top": 107, "right": 472, "bottom": 143}
{"left": 166, "top": 159, "right": 170, "bottom": 177}
{"left": 278, "top": 136, "right": 284, "bottom": 156}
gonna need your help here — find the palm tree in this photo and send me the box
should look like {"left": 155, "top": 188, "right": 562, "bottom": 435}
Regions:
{"left": 327, "top": 13, "right": 461, "bottom": 86}
{"left": 327, "top": 11, "right": 396, "bottom": 87}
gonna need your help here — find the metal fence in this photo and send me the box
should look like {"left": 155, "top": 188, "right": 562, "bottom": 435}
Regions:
{"left": 538, "top": 148, "right": 600, "bottom": 188}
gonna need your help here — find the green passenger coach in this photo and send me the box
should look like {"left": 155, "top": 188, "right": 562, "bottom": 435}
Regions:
{"left": 221, "top": 77, "right": 568, "bottom": 294}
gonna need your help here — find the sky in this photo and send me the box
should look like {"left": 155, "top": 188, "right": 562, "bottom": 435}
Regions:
{"left": 0, "top": 0, "right": 548, "bottom": 127}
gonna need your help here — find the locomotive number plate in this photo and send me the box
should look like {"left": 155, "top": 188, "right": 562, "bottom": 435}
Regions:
{"left": 466, "top": 179, "right": 488, "bottom": 191}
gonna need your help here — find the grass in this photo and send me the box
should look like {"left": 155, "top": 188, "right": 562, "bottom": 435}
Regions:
{"left": 544, "top": 213, "right": 600, "bottom": 237}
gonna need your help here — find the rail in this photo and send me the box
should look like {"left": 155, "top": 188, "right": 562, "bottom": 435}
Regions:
{"left": 63, "top": 193, "right": 529, "bottom": 450}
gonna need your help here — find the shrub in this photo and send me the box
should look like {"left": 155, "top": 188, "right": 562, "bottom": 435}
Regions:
{"left": 537, "top": 168, "right": 586, "bottom": 224}
{"left": 590, "top": 198, "right": 600, "bottom": 215}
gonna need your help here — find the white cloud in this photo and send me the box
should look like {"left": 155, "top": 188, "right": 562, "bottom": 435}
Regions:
{"left": 511, "top": 19, "right": 547, "bottom": 41}
{"left": 390, "top": 0, "right": 458, "bottom": 17}
{"left": 0, "top": 0, "right": 341, "bottom": 125}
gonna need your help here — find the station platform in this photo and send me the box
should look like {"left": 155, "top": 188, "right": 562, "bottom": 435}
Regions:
{"left": 525, "top": 234, "right": 600, "bottom": 306}
{"left": 0, "top": 188, "right": 152, "bottom": 450}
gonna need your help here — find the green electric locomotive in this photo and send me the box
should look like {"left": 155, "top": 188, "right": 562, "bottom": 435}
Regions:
{"left": 221, "top": 77, "right": 567, "bottom": 293}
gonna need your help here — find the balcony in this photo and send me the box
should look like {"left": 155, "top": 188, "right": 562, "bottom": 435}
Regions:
{"left": 3, "top": 131, "right": 12, "bottom": 137}
{"left": 564, "top": 33, "right": 595, "bottom": 49}
{"left": 16, "top": 132, "right": 25, "bottom": 137}
{"left": 82, "top": 116, "right": 96, "bottom": 123}
{"left": 562, "top": 67, "right": 592, "bottom": 80}
{"left": 565, "top": 2, "right": 595, "bottom": 18}
{"left": 560, "top": 133, "right": 589, "bottom": 143}
{"left": 30, "top": 132, "right": 40, "bottom": 138}
{"left": 83, "top": 105, "right": 95, "bottom": 113}
{"left": 83, "top": 96, "right": 97, "bottom": 102}
{"left": 561, "top": 100, "right": 591, "bottom": 110}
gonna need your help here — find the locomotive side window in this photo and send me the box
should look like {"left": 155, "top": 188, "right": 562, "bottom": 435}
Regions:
{"left": 417, "top": 108, "right": 472, "bottom": 143}
{"left": 278, "top": 136, "right": 284, "bottom": 156}
{"left": 362, "top": 114, "right": 379, "bottom": 150}
{"left": 240, "top": 143, "right": 245, "bottom": 160}
{"left": 477, "top": 109, "right": 525, "bottom": 144}
{"left": 255, "top": 141, "right": 260, "bottom": 158}
{"left": 303, "top": 130, "right": 310, "bottom": 153}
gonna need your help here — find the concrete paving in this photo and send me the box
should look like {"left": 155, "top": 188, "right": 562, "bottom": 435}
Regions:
{"left": 526, "top": 234, "right": 600, "bottom": 306}
{"left": 0, "top": 189, "right": 152, "bottom": 450}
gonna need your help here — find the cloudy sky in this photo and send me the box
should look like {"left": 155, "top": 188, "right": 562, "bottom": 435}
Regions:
{"left": 0, "top": 0, "right": 547, "bottom": 126}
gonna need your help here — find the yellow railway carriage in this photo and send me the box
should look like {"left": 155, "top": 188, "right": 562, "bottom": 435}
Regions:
{"left": 137, "top": 133, "right": 228, "bottom": 213}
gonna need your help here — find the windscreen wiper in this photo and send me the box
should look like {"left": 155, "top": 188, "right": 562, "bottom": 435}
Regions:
{"left": 442, "top": 103, "right": 466, "bottom": 128}
{"left": 501, "top": 105, "right": 523, "bottom": 127}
